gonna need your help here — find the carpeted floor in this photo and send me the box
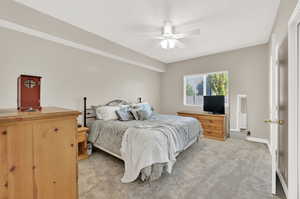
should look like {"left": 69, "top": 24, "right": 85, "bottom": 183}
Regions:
{"left": 79, "top": 138, "right": 281, "bottom": 199}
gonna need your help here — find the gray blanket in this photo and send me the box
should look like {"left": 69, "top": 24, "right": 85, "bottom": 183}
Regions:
{"left": 88, "top": 113, "right": 202, "bottom": 181}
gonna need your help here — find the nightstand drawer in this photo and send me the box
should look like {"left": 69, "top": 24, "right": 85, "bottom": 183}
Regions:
{"left": 77, "top": 127, "right": 89, "bottom": 160}
{"left": 78, "top": 132, "right": 87, "bottom": 143}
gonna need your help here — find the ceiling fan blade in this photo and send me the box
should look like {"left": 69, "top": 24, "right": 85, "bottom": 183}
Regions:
{"left": 135, "top": 32, "right": 161, "bottom": 38}
{"left": 154, "top": 36, "right": 165, "bottom": 40}
{"left": 173, "top": 34, "right": 185, "bottom": 39}
{"left": 182, "top": 29, "right": 201, "bottom": 37}
{"left": 175, "top": 40, "right": 186, "bottom": 49}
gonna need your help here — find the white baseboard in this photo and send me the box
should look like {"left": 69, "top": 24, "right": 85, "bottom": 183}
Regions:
{"left": 246, "top": 136, "right": 271, "bottom": 154}
{"left": 277, "top": 169, "right": 288, "bottom": 198}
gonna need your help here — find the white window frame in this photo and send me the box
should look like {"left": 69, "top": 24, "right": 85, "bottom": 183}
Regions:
{"left": 183, "top": 71, "right": 229, "bottom": 107}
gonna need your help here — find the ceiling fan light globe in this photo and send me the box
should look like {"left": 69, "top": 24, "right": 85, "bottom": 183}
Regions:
{"left": 160, "top": 39, "right": 177, "bottom": 49}
{"left": 160, "top": 39, "right": 168, "bottom": 49}
{"left": 168, "top": 39, "right": 176, "bottom": 49}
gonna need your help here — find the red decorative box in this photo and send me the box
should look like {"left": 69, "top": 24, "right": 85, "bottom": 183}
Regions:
{"left": 17, "top": 75, "right": 42, "bottom": 111}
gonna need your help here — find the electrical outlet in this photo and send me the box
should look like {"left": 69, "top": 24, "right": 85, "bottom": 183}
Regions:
{"left": 247, "top": 131, "right": 251, "bottom": 136}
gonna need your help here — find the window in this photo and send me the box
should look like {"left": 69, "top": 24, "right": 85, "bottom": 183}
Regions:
{"left": 184, "top": 71, "right": 228, "bottom": 106}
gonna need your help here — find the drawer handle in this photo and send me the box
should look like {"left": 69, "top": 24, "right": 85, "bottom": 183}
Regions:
{"left": 9, "top": 166, "right": 16, "bottom": 172}
{"left": 2, "top": 130, "right": 7, "bottom": 135}
{"left": 54, "top": 128, "right": 59, "bottom": 132}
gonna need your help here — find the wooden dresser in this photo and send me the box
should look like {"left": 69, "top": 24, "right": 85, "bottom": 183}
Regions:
{"left": 0, "top": 107, "right": 80, "bottom": 199}
{"left": 177, "top": 111, "right": 228, "bottom": 141}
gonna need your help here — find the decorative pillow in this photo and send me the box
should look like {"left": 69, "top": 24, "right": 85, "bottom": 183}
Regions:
{"left": 91, "top": 105, "right": 103, "bottom": 119}
{"left": 132, "top": 102, "right": 153, "bottom": 118}
{"left": 137, "top": 109, "right": 152, "bottom": 120}
{"left": 130, "top": 108, "right": 141, "bottom": 120}
{"left": 95, "top": 106, "right": 120, "bottom": 121}
{"left": 116, "top": 107, "right": 134, "bottom": 121}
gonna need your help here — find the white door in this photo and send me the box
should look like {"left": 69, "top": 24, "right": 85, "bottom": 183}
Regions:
{"left": 268, "top": 36, "right": 289, "bottom": 196}
{"left": 278, "top": 37, "right": 289, "bottom": 195}
{"left": 268, "top": 39, "right": 280, "bottom": 194}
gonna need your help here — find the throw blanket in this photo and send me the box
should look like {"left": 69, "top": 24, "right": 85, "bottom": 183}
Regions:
{"left": 121, "top": 124, "right": 183, "bottom": 183}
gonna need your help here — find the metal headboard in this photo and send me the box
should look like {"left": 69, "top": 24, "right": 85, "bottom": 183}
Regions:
{"left": 83, "top": 97, "right": 87, "bottom": 127}
{"left": 105, "top": 99, "right": 131, "bottom": 106}
{"left": 83, "top": 97, "right": 131, "bottom": 127}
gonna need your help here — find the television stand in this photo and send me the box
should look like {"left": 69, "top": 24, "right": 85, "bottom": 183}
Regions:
{"left": 177, "top": 111, "right": 228, "bottom": 141}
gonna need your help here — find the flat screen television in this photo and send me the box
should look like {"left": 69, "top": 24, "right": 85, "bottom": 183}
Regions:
{"left": 203, "top": 96, "right": 225, "bottom": 114}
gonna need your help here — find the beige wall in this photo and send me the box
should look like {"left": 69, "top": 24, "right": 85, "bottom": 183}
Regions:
{"left": 0, "top": 1, "right": 166, "bottom": 72}
{"left": 161, "top": 44, "right": 270, "bottom": 139}
{"left": 0, "top": 27, "right": 161, "bottom": 122}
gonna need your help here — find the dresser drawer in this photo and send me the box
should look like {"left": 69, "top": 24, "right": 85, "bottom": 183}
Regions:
{"left": 204, "top": 129, "right": 224, "bottom": 137}
{"left": 177, "top": 112, "right": 227, "bottom": 141}
{"left": 198, "top": 115, "right": 224, "bottom": 122}
{"left": 201, "top": 120, "right": 223, "bottom": 130}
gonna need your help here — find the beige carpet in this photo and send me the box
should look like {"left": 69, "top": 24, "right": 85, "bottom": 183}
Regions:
{"left": 79, "top": 138, "right": 280, "bottom": 199}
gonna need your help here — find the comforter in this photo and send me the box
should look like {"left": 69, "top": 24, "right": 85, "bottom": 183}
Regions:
{"left": 88, "top": 113, "right": 202, "bottom": 182}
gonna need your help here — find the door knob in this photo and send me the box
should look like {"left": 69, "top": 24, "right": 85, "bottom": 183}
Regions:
{"left": 278, "top": 120, "right": 284, "bottom": 125}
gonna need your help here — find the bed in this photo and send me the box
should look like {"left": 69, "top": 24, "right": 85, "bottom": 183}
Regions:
{"left": 84, "top": 98, "right": 202, "bottom": 183}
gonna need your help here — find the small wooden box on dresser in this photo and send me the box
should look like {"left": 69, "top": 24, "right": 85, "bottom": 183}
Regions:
{"left": 177, "top": 111, "right": 228, "bottom": 141}
{"left": 0, "top": 107, "right": 80, "bottom": 199}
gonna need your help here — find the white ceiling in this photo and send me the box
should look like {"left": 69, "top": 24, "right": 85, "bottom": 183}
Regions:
{"left": 14, "top": 0, "right": 280, "bottom": 63}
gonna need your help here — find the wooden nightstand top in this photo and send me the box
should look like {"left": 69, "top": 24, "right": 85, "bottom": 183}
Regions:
{"left": 78, "top": 127, "right": 89, "bottom": 133}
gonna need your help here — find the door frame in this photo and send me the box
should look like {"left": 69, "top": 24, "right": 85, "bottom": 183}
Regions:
{"left": 288, "top": 2, "right": 300, "bottom": 199}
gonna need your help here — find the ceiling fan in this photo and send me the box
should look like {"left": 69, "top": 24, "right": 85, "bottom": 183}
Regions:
{"left": 154, "top": 21, "right": 201, "bottom": 49}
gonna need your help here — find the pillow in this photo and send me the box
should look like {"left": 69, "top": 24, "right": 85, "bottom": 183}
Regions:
{"left": 95, "top": 106, "right": 120, "bottom": 121}
{"left": 137, "top": 109, "right": 152, "bottom": 120}
{"left": 132, "top": 102, "right": 153, "bottom": 118}
{"left": 116, "top": 107, "right": 134, "bottom": 121}
{"left": 130, "top": 108, "right": 141, "bottom": 120}
{"left": 91, "top": 105, "right": 103, "bottom": 119}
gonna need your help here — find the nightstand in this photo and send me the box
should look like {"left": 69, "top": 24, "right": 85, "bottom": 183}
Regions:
{"left": 77, "top": 127, "right": 89, "bottom": 160}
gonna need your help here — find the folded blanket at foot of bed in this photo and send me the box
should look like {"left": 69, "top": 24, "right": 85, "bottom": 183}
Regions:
{"left": 121, "top": 124, "right": 183, "bottom": 183}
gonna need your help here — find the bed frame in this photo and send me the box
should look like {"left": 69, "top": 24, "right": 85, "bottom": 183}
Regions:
{"left": 83, "top": 97, "right": 199, "bottom": 161}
